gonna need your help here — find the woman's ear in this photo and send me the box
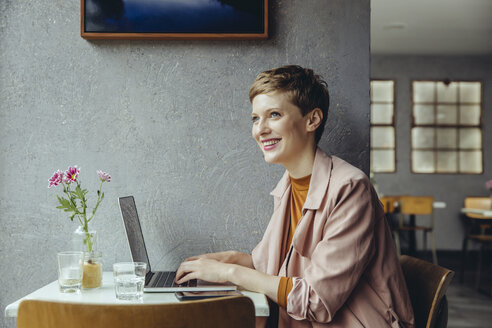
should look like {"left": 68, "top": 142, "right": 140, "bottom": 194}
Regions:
{"left": 306, "top": 108, "right": 323, "bottom": 132}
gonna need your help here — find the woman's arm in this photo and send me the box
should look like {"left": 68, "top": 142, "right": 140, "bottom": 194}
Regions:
{"left": 285, "top": 178, "right": 377, "bottom": 323}
{"left": 228, "top": 264, "right": 281, "bottom": 302}
{"left": 175, "top": 258, "right": 281, "bottom": 302}
{"left": 183, "top": 251, "right": 255, "bottom": 269}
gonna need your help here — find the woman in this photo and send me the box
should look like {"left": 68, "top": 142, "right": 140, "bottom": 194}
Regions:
{"left": 176, "top": 65, "right": 414, "bottom": 328}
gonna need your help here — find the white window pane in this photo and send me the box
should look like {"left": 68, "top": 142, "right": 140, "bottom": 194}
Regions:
{"left": 371, "top": 150, "right": 395, "bottom": 172}
{"left": 413, "top": 150, "right": 435, "bottom": 173}
{"left": 459, "top": 128, "right": 482, "bottom": 149}
{"left": 459, "top": 151, "right": 482, "bottom": 173}
{"left": 371, "top": 127, "right": 395, "bottom": 148}
{"left": 412, "top": 127, "right": 434, "bottom": 148}
{"left": 436, "top": 128, "right": 457, "bottom": 149}
{"left": 371, "top": 81, "right": 394, "bottom": 102}
{"left": 413, "top": 105, "right": 434, "bottom": 124}
{"left": 413, "top": 81, "right": 435, "bottom": 103}
{"left": 371, "top": 104, "right": 393, "bottom": 124}
{"left": 437, "top": 82, "right": 458, "bottom": 103}
{"left": 437, "top": 151, "right": 457, "bottom": 173}
{"left": 436, "top": 105, "right": 458, "bottom": 125}
{"left": 459, "top": 105, "right": 481, "bottom": 125}
{"left": 459, "top": 82, "right": 481, "bottom": 103}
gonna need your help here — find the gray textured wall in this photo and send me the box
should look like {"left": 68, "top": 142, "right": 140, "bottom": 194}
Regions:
{"left": 371, "top": 55, "right": 492, "bottom": 251}
{"left": 0, "top": 1, "right": 370, "bottom": 326}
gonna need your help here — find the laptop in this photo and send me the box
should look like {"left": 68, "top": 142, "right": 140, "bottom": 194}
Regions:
{"left": 118, "top": 196, "right": 237, "bottom": 292}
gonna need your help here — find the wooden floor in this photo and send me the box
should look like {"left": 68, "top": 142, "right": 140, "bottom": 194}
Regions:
{"left": 447, "top": 280, "right": 492, "bottom": 328}
{"left": 413, "top": 251, "right": 492, "bottom": 328}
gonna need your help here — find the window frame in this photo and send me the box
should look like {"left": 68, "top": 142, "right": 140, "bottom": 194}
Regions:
{"left": 410, "top": 79, "right": 483, "bottom": 174}
{"left": 370, "top": 79, "right": 397, "bottom": 173}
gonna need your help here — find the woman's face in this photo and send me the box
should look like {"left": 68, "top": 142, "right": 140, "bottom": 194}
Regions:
{"left": 251, "top": 92, "right": 314, "bottom": 169}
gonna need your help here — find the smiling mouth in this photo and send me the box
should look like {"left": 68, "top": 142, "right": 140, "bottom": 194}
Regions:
{"left": 263, "top": 139, "right": 280, "bottom": 146}
{"left": 261, "top": 138, "right": 281, "bottom": 150}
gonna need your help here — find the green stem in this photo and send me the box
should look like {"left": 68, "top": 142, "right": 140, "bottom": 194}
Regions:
{"left": 88, "top": 180, "right": 104, "bottom": 223}
{"left": 83, "top": 181, "right": 105, "bottom": 253}
{"left": 84, "top": 228, "right": 93, "bottom": 253}
{"left": 76, "top": 216, "right": 93, "bottom": 253}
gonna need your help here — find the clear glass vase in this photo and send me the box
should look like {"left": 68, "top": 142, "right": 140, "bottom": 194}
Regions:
{"left": 82, "top": 251, "right": 102, "bottom": 289}
{"left": 72, "top": 225, "right": 97, "bottom": 253}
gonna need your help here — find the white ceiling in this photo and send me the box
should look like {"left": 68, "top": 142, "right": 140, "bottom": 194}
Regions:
{"left": 371, "top": 0, "right": 492, "bottom": 55}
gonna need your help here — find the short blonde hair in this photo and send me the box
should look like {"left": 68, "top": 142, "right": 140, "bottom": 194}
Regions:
{"left": 249, "top": 65, "right": 330, "bottom": 144}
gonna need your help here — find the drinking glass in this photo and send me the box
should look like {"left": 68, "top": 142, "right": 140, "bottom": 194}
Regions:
{"left": 113, "top": 262, "right": 147, "bottom": 301}
{"left": 57, "top": 251, "right": 84, "bottom": 293}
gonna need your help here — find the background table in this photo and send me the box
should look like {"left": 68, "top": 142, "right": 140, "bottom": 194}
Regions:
{"left": 5, "top": 272, "right": 270, "bottom": 318}
{"left": 461, "top": 208, "right": 492, "bottom": 217}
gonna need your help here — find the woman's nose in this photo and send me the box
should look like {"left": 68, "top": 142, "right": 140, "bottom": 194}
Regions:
{"left": 252, "top": 117, "right": 271, "bottom": 140}
{"left": 256, "top": 118, "right": 270, "bottom": 135}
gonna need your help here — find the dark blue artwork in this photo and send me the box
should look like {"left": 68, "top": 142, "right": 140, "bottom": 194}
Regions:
{"left": 84, "top": 0, "right": 265, "bottom": 34}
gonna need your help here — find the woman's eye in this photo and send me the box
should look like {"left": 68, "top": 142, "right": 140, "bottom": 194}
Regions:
{"left": 271, "top": 112, "right": 280, "bottom": 118}
{"left": 251, "top": 116, "right": 259, "bottom": 123}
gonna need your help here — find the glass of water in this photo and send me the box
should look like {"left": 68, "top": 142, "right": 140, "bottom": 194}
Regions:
{"left": 113, "top": 262, "right": 147, "bottom": 301}
{"left": 57, "top": 251, "right": 84, "bottom": 293}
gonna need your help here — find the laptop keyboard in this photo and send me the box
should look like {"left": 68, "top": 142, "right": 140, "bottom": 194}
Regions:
{"left": 150, "top": 271, "right": 197, "bottom": 288}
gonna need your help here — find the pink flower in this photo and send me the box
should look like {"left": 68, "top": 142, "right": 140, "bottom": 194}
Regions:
{"left": 63, "top": 166, "right": 80, "bottom": 184}
{"left": 486, "top": 179, "right": 492, "bottom": 191}
{"left": 48, "top": 170, "right": 64, "bottom": 188}
{"left": 97, "top": 170, "right": 111, "bottom": 182}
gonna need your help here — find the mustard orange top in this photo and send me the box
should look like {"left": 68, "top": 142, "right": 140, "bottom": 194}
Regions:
{"left": 277, "top": 174, "right": 311, "bottom": 308}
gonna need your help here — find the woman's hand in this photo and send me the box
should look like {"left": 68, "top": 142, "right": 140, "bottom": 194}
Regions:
{"left": 182, "top": 251, "right": 233, "bottom": 263}
{"left": 175, "top": 258, "right": 233, "bottom": 284}
{"left": 175, "top": 256, "right": 281, "bottom": 303}
{"left": 182, "top": 251, "right": 254, "bottom": 268}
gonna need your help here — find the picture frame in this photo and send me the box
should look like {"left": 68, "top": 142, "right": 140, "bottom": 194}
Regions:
{"left": 81, "top": 0, "right": 268, "bottom": 40}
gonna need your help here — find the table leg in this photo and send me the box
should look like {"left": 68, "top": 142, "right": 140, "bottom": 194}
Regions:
{"left": 408, "top": 214, "right": 416, "bottom": 256}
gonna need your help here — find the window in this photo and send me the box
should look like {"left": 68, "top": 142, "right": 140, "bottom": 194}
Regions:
{"left": 370, "top": 80, "right": 395, "bottom": 173}
{"left": 411, "top": 80, "right": 482, "bottom": 174}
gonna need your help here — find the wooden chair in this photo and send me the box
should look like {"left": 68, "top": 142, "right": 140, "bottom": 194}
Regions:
{"left": 380, "top": 196, "right": 399, "bottom": 214}
{"left": 394, "top": 196, "right": 438, "bottom": 264}
{"left": 17, "top": 296, "right": 255, "bottom": 328}
{"left": 400, "top": 255, "right": 454, "bottom": 328}
{"left": 379, "top": 195, "right": 401, "bottom": 236}
{"left": 460, "top": 197, "right": 492, "bottom": 291}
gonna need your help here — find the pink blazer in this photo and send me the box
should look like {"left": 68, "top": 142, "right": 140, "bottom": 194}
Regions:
{"left": 252, "top": 149, "right": 414, "bottom": 328}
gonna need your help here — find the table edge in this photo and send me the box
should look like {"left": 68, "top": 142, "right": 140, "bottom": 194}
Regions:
{"left": 4, "top": 273, "right": 269, "bottom": 318}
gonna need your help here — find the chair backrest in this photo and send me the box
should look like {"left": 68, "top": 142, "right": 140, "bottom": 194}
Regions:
{"left": 17, "top": 296, "right": 255, "bottom": 328}
{"left": 399, "top": 196, "right": 434, "bottom": 215}
{"left": 464, "top": 197, "right": 492, "bottom": 219}
{"left": 380, "top": 196, "right": 401, "bottom": 213}
{"left": 399, "top": 255, "right": 454, "bottom": 328}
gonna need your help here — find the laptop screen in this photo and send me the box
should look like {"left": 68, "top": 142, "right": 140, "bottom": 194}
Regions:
{"left": 118, "top": 196, "right": 151, "bottom": 274}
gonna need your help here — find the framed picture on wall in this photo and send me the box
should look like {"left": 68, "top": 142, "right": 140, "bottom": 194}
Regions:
{"left": 81, "top": 0, "right": 268, "bottom": 40}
